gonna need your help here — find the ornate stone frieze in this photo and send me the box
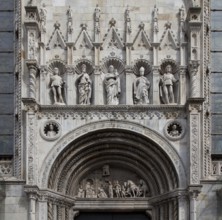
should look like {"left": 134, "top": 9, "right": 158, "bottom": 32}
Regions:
{"left": 35, "top": 105, "right": 186, "bottom": 121}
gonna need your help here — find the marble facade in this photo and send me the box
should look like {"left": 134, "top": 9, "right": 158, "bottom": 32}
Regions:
{"left": 0, "top": 0, "right": 222, "bottom": 220}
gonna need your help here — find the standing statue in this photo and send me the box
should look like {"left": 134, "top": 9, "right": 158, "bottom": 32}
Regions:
{"left": 104, "top": 65, "right": 121, "bottom": 105}
{"left": 108, "top": 181, "right": 114, "bottom": 198}
{"left": 159, "top": 64, "right": 178, "bottom": 104}
{"left": 78, "top": 64, "right": 92, "bottom": 105}
{"left": 50, "top": 67, "right": 65, "bottom": 105}
{"left": 133, "top": 67, "right": 150, "bottom": 104}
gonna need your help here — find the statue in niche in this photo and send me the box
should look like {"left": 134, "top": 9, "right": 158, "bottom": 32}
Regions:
{"left": 98, "top": 187, "right": 108, "bottom": 198}
{"left": 104, "top": 65, "right": 121, "bottom": 105}
{"left": 50, "top": 67, "right": 65, "bottom": 105}
{"left": 46, "top": 124, "right": 57, "bottom": 137}
{"left": 78, "top": 64, "right": 92, "bottom": 105}
{"left": 159, "top": 64, "right": 178, "bottom": 104}
{"left": 133, "top": 66, "right": 150, "bottom": 104}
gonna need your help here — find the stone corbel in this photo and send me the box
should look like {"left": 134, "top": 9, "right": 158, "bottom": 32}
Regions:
{"left": 189, "top": 60, "right": 200, "bottom": 98}
{"left": 26, "top": 60, "right": 39, "bottom": 100}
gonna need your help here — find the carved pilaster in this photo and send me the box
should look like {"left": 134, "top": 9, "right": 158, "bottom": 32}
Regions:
{"left": 152, "top": 66, "right": 160, "bottom": 104}
{"left": 93, "top": 66, "right": 104, "bottom": 105}
{"left": 189, "top": 60, "right": 200, "bottom": 98}
{"left": 125, "top": 66, "right": 134, "bottom": 105}
{"left": 188, "top": 186, "right": 202, "bottom": 220}
{"left": 38, "top": 196, "right": 48, "bottom": 220}
{"left": 26, "top": 60, "right": 38, "bottom": 100}
{"left": 24, "top": 6, "right": 40, "bottom": 61}
{"left": 39, "top": 65, "right": 48, "bottom": 104}
{"left": 188, "top": 98, "right": 204, "bottom": 185}
{"left": 179, "top": 66, "right": 187, "bottom": 105}
{"left": 65, "top": 65, "right": 76, "bottom": 105}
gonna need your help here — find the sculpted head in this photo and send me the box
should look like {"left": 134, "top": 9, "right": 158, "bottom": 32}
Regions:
{"left": 53, "top": 67, "right": 59, "bottom": 75}
{"left": 165, "top": 65, "right": 172, "bottom": 73}
{"left": 108, "top": 65, "right": 114, "bottom": 73}
{"left": 139, "top": 66, "right": 145, "bottom": 76}
{"left": 81, "top": 64, "right": 86, "bottom": 72}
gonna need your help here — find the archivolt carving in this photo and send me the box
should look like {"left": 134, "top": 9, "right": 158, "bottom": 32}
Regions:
{"left": 39, "top": 120, "right": 187, "bottom": 190}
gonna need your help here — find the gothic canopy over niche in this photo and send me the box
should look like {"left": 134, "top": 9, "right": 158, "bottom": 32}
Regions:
{"left": 47, "top": 128, "right": 180, "bottom": 198}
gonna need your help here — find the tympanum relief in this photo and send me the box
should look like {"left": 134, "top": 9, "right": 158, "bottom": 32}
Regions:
{"left": 76, "top": 166, "right": 149, "bottom": 199}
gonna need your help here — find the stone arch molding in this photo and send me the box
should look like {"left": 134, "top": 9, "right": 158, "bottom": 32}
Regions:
{"left": 39, "top": 120, "right": 187, "bottom": 189}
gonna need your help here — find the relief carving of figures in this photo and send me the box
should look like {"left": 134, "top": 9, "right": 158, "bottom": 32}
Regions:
{"left": 159, "top": 64, "right": 179, "bottom": 104}
{"left": 50, "top": 67, "right": 66, "bottom": 105}
{"left": 76, "top": 178, "right": 149, "bottom": 199}
{"left": 104, "top": 65, "right": 121, "bottom": 105}
{"left": 133, "top": 67, "right": 150, "bottom": 104}
{"left": 78, "top": 64, "right": 92, "bottom": 105}
{"left": 85, "top": 181, "right": 97, "bottom": 198}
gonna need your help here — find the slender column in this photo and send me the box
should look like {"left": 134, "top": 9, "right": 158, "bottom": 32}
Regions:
{"left": 178, "top": 194, "right": 188, "bottom": 220}
{"left": 65, "top": 65, "right": 76, "bottom": 105}
{"left": 29, "top": 195, "right": 36, "bottom": 220}
{"left": 168, "top": 200, "right": 173, "bottom": 220}
{"left": 26, "top": 61, "right": 38, "bottom": 99}
{"left": 152, "top": 66, "right": 160, "bottom": 104}
{"left": 52, "top": 203, "right": 57, "bottom": 220}
{"left": 179, "top": 67, "right": 186, "bottom": 104}
{"left": 93, "top": 66, "right": 104, "bottom": 105}
{"left": 125, "top": 66, "right": 134, "bottom": 105}
{"left": 189, "top": 188, "right": 201, "bottom": 220}
{"left": 39, "top": 65, "right": 48, "bottom": 105}
{"left": 38, "top": 198, "right": 48, "bottom": 220}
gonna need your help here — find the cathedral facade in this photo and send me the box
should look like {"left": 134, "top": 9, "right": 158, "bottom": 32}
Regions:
{"left": 0, "top": 0, "right": 222, "bottom": 219}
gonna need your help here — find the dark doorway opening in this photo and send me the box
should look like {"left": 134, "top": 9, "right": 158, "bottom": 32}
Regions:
{"left": 75, "top": 212, "right": 151, "bottom": 220}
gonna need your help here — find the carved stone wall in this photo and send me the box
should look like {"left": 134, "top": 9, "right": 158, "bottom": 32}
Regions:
{"left": 3, "top": 0, "right": 220, "bottom": 220}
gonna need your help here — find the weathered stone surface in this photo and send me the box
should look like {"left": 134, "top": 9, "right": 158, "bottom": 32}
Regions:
{"left": 0, "top": 53, "right": 14, "bottom": 73}
{"left": 0, "top": 74, "right": 14, "bottom": 93}
{"left": 0, "top": 136, "right": 13, "bottom": 155}
{"left": 212, "top": 136, "right": 222, "bottom": 154}
{"left": 211, "top": 52, "right": 222, "bottom": 72}
{"left": 0, "top": 94, "right": 14, "bottom": 114}
{"left": 211, "top": 73, "right": 222, "bottom": 93}
{"left": 0, "top": 12, "right": 14, "bottom": 31}
{"left": 0, "top": 115, "right": 13, "bottom": 135}
{"left": 211, "top": 0, "right": 222, "bottom": 9}
{"left": 212, "top": 115, "right": 222, "bottom": 134}
{"left": 0, "top": 0, "right": 14, "bottom": 11}
{"left": 0, "top": 33, "right": 14, "bottom": 52}
{"left": 211, "top": 32, "right": 222, "bottom": 51}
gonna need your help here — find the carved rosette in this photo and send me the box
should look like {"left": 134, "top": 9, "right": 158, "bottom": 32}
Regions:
{"left": 189, "top": 60, "right": 200, "bottom": 98}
